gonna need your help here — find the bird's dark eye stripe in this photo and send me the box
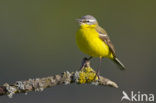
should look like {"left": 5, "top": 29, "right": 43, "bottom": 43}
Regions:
{"left": 81, "top": 20, "right": 90, "bottom": 23}
{"left": 84, "top": 20, "right": 89, "bottom": 22}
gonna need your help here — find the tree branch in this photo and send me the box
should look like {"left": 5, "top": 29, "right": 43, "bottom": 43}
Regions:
{"left": 0, "top": 61, "right": 118, "bottom": 98}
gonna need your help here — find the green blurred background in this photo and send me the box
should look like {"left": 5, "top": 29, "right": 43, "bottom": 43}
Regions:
{"left": 0, "top": 0, "right": 156, "bottom": 103}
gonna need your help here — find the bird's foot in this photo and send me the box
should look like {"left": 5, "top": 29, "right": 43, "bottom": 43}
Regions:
{"left": 95, "top": 72, "right": 100, "bottom": 81}
{"left": 79, "top": 57, "right": 90, "bottom": 70}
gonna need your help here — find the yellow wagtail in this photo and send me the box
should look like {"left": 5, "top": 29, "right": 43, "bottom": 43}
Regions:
{"left": 76, "top": 15, "right": 126, "bottom": 74}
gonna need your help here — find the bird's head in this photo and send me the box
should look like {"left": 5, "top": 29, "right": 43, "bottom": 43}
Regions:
{"left": 76, "top": 15, "right": 98, "bottom": 28}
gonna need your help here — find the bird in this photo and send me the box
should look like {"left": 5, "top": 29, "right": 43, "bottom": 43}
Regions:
{"left": 76, "top": 15, "right": 126, "bottom": 75}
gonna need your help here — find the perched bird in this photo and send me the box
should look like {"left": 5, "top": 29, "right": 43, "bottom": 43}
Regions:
{"left": 76, "top": 15, "right": 125, "bottom": 74}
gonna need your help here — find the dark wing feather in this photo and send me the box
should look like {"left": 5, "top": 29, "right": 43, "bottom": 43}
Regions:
{"left": 95, "top": 26, "right": 116, "bottom": 57}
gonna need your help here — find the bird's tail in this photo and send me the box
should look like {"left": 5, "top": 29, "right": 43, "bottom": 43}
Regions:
{"left": 113, "top": 57, "right": 126, "bottom": 70}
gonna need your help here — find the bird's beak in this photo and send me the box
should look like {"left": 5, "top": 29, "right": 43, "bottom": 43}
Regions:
{"left": 75, "top": 19, "right": 82, "bottom": 23}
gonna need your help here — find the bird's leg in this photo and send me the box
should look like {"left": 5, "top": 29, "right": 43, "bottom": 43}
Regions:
{"left": 96, "top": 57, "right": 102, "bottom": 79}
{"left": 79, "top": 56, "right": 92, "bottom": 70}
{"left": 88, "top": 56, "right": 92, "bottom": 60}
{"left": 79, "top": 57, "right": 88, "bottom": 70}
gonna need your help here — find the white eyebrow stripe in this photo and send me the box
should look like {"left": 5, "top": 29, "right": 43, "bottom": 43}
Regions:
{"left": 89, "top": 19, "right": 96, "bottom": 22}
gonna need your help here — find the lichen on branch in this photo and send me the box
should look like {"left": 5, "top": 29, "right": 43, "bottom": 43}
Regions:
{"left": 0, "top": 61, "right": 118, "bottom": 98}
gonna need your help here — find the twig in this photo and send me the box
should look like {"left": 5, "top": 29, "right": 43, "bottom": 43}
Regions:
{"left": 0, "top": 61, "right": 118, "bottom": 98}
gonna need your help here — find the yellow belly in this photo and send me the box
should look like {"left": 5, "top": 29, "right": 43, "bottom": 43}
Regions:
{"left": 76, "top": 27, "right": 111, "bottom": 58}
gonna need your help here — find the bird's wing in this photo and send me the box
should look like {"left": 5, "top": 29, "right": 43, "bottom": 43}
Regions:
{"left": 95, "top": 26, "right": 116, "bottom": 57}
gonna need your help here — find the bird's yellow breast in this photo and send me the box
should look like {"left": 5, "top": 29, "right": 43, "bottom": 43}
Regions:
{"left": 76, "top": 25, "right": 110, "bottom": 58}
